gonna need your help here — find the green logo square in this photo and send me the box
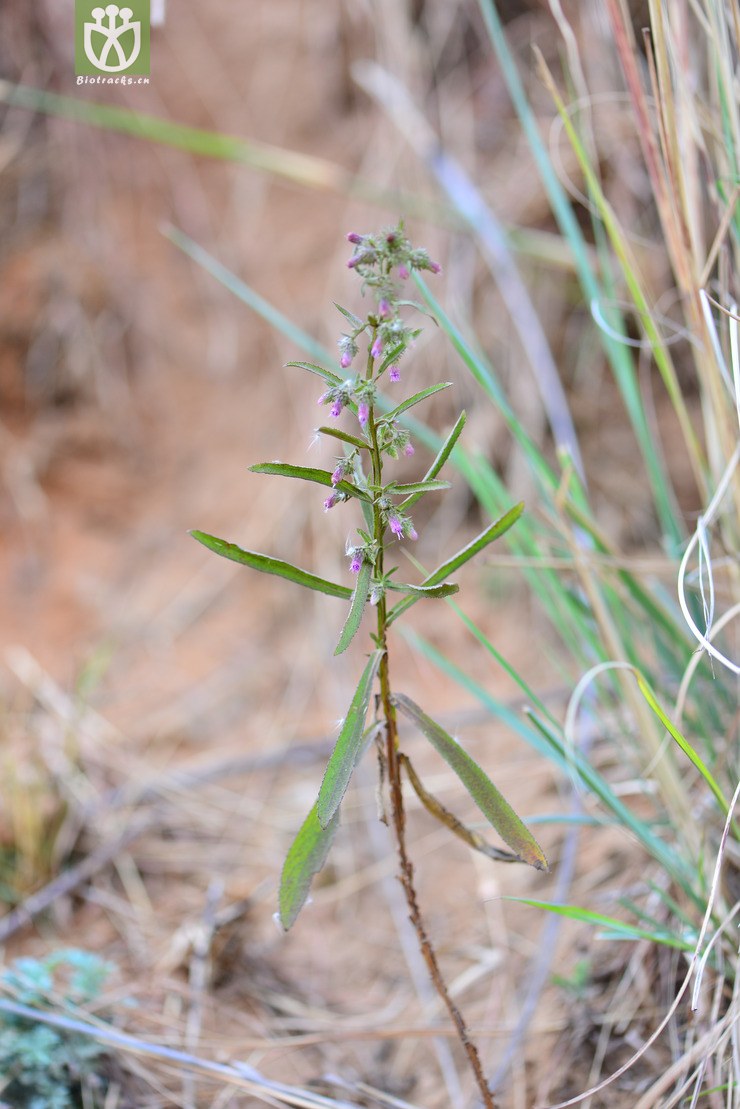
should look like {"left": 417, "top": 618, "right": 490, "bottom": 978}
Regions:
{"left": 75, "top": 2, "right": 150, "bottom": 77}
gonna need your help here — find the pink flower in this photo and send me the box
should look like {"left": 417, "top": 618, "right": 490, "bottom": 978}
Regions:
{"left": 389, "top": 365, "right": 400, "bottom": 383}
{"left": 324, "top": 493, "right": 338, "bottom": 511}
{"left": 429, "top": 260, "right": 442, "bottom": 275}
{"left": 331, "top": 463, "right": 346, "bottom": 486}
{"left": 340, "top": 351, "right": 352, "bottom": 369}
{"left": 350, "top": 554, "right": 362, "bottom": 574}
{"left": 358, "top": 402, "right": 369, "bottom": 427}
{"left": 331, "top": 399, "right": 343, "bottom": 418}
{"left": 378, "top": 298, "right": 391, "bottom": 318}
{"left": 389, "top": 514, "right": 403, "bottom": 538}
{"left": 398, "top": 265, "right": 410, "bottom": 280}
{"left": 346, "top": 232, "right": 363, "bottom": 244}
{"left": 404, "top": 442, "right": 414, "bottom": 457}
{"left": 406, "top": 524, "right": 418, "bottom": 541}
{"left": 371, "top": 336, "right": 383, "bottom": 360}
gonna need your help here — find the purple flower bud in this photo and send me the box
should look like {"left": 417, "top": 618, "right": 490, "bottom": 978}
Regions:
{"left": 324, "top": 493, "right": 338, "bottom": 511}
{"left": 347, "top": 232, "right": 363, "bottom": 244}
{"left": 331, "top": 463, "right": 346, "bottom": 486}
{"left": 350, "top": 554, "right": 362, "bottom": 574}
{"left": 331, "top": 399, "right": 343, "bottom": 418}
{"left": 347, "top": 255, "right": 361, "bottom": 269}
{"left": 389, "top": 365, "right": 401, "bottom": 383}
{"left": 398, "top": 265, "right": 410, "bottom": 280}
{"left": 406, "top": 524, "right": 418, "bottom": 541}
{"left": 389, "top": 514, "right": 403, "bottom": 538}
{"left": 358, "top": 402, "right": 369, "bottom": 427}
{"left": 429, "top": 260, "right": 442, "bottom": 275}
{"left": 371, "top": 336, "right": 383, "bottom": 360}
{"left": 340, "top": 351, "right": 352, "bottom": 369}
{"left": 404, "top": 441, "right": 414, "bottom": 457}
{"left": 378, "top": 298, "right": 391, "bottom": 319}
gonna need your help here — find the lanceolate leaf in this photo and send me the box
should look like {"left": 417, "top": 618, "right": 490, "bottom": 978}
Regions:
{"left": 249, "top": 462, "right": 372, "bottom": 503}
{"left": 334, "top": 302, "right": 364, "bottom": 330}
{"left": 386, "top": 581, "right": 459, "bottom": 599}
{"left": 391, "top": 480, "right": 451, "bottom": 495}
{"left": 279, "top": 803, "right": 340, "bottom": 930}
{"left": 335, "top": 560, "right": 372, "bottom": 655}
{"left": 317, "top": 426, "right": 368, "bottom": 451}
{"left": 286, "top": 360, "right": 343, "bottom": 387}
{"left": 402, "top": 411, "right": 467, "bottom": 510}
{"left": 393, "top": 693, "right": 548, "bottom": 871}
{"left": 507, "top": 899, "right": 692, "bottom": 951}
{"left": 317, "top": 650, "right": 383, "bottom": 826}
{"left": 387, "top": 502, "right": 524, "bottom": 624}
{"left": 191, "top": 532, "right": 352, "bottom": 599}
{"left": 384, "top": 382, "right": 453, "bottom": 422}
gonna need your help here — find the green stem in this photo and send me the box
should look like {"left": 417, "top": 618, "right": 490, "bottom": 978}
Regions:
{"left": 366, "top": 337, "right": 496, "bottom": 1109}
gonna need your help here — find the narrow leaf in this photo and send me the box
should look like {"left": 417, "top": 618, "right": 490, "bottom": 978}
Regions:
{"left": 317, "top": 426, "right": 368, "bottom": 451}
{"left": 249, "top": 462, "right": 372, "bottom": 503}
{"left": 508, "top": 899, "right": 692, "bottom": 951}
{"left": 335, "top": 560, "right": 372, "bottom": 656}
{"left": 191, "top": 531, "right": 351, "bottom": 599}
{"left": 393, "top": 693, "right": 548, "bottom": 870}
{"left": 317, "top": 650, "right": 383, "bottom": 826}
{"left": 334, "top": 302, "right": 364, "bottom": 330}
{"left": 386, "top": 581, "right": 459, "bottom": 599}
{"left": 392, "top": 480, "right": 451, "bottom": 495}
{"left": 279, "top": 803, "right": 340, "bottom": 929}
{"left": 384, "top": 382, "right": 452, "bottom": 422}
{"left": 387, "top": 502, "right": 524, "bottom": 624}
{"left": 402, "top": 411, "right": 467, "bottom": 510}
{"left": 286, "top": 360, "right": 342, "bottom": 387}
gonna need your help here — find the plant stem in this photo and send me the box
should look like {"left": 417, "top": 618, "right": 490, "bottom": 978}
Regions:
{"left": 367, "top": 359, "right": 496, "bottom": 1109}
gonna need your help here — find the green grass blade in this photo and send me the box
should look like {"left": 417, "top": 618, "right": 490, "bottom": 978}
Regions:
{"left": 317, "top": 650, "right": 383, "bottom": 826}
{"left": 393, "top": 693, "right": 548, "bottom": 870}
{"left": 387, "top": 502, "right": 524, "bottom": 625}
{"left": 634, "top": 673, "right": 730, "bottom": 815}
{"left": 190, "top": 531, "right": 351, "bottom": 600}
{"left": 249, "top": 462, "right": 371, "bottom": 503}
{"left": 166, "top": 228, "right": 333, "bottom": 365}
{"left": 508, "top": 899, "right": 693, "bottom": 951}
{"left": 391, "top": 480, "right": 450, "bottom": 496}
{"left": 279, "top": 803, "right": 340, "bottom": 930}
{"left": 335, "top": 561, "right": 372, "bottom": 656}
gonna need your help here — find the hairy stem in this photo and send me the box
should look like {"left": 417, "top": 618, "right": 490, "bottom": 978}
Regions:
{"left": 367, "top": 350, "right": 496, "bottom": 1109}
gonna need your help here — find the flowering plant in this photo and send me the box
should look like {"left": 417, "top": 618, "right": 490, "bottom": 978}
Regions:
{"left": 192, "top": 224, "right": 546, "bottom": 1106}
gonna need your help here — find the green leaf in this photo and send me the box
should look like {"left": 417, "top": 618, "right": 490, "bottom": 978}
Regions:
{"left": 391, "top": 480, "right": 451, "bottom": 496}
{"left": 286, "top": 360, "right": 343, "bottom": 387}
{"left": 279, "top": 803, "right": 340, "bottom": 930}
{"left": 191, "top": 531, "right": 352, "bottom": 599}
{"left": 387, "top": 502, "right": 524, "bottom": 624}
{"left": 393, "top": 693, "right": 548, "bottom": 871}
{"left": 249, "top": 462, "right": 372, "bottom": 503}
{"left": 334, "top": 302, "right": 364, "bottom": 330}
{"left": 317, "top": 650, "right": 383, "bottom": 826}
{"left": 335, "top": 560, "right": 372, "bottom": 655}
{"left": 507, "top": 899, "right": 693, "bottom": 951}
{"left": 385, "top": 581, "right": 459, "bottom": 599}
{"left": 384, "top": 382, "right": 453, "bottom": 422}
{"left": 402, "top": 411, "right": 467, "bottom": 511}
{"left": 317, "top": 426, "right": 368, "bottom": 450}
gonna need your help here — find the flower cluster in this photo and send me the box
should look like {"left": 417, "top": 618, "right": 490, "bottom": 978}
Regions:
{"left": 316, "top": 223, "right": 442, "bottom": 562}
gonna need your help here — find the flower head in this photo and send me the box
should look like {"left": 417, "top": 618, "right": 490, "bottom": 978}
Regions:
{"left": 331, "top": 461, "right": 346, "bottom": 486}
{"left": 389, "top": 514, "right": 403, "bottom": 538}
{"left": 358, "top": 402, "right": 369, "bottom": 427}
{"left": 324, "top": 493, "right": 338, "bottom": 511}
{"left": 378, "top": 298, "right": 391, "bottom": 319}
{"left": 389, "top": 365, "right": 400, "bottom": 383}
{"left": 398, "top": 264, "right": 410, "bottom": 280}
{"left": 330, "top": 399, "right": 343, "bottom": 419}
{"left": 350, "top": 553, "right": 363, "bottom": 574}
{"left": 371, "top": 336, "right": 383, "bottom": 360}
{"left": 346, "top": 232, "right": 363, "bottom": 244}
{"left": 404, "top": 441, "right": 414, "bottom": 457}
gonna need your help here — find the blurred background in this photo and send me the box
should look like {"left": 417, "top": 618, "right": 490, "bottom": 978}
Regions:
{"left": 0, "top": 1, "right": 737, "bottom": 1106}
